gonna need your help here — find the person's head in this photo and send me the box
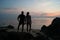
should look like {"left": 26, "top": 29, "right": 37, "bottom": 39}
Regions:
{"left": 27, "top": 12, "right": 29, "bottom": 15}
{"left": 21, "top": 11, "right": 24, "bottom": 15}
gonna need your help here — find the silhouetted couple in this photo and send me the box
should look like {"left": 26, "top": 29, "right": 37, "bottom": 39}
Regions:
{"left": 17, "top": 11, "right": 32, "bottom": 32}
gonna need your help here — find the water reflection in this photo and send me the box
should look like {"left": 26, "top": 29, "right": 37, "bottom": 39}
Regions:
{"left": 0, "top": 18, "right": 54, "bottom": 29}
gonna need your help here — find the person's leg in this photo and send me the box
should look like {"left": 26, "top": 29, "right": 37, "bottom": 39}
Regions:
{"left": 27, "top": 23, "right": 28, "bottom": 32}
{"left": 22, "top": 23, "right": 24, "bottom": 32}
{"left": 17, "top": 23, "right": 21, "bottom": 32}
{"left": 29, "top": 24, "right": 31, "bottom": 32}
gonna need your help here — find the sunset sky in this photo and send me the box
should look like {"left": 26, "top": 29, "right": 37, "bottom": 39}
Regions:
{"left": 0, "top": 0, "right": 60, "bottom": 17}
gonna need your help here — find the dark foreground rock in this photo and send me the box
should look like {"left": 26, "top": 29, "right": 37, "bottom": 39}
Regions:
{"left": 0, "top": 25, "right": 14, "bottom": 32}
{"left": 1, "top": 17, "right": 60, "bottom": 40}
{"left": 0, "top": 32, "right": 34, "bottom": 40}
{"left": 41, "top": 17, "right": 60, "bottom": 40}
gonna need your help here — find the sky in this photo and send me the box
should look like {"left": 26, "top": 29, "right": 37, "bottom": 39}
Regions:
{"left": 0, "top": 0, "right": 60, "bottom": 17}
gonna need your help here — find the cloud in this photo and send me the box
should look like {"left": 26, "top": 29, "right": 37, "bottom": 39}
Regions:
{"left": 0, "top": 8, "right": 28, "bottom": 14}
{"left": 31, "top": 0, "right": 60, "bottom": 13}
{"left": 0, "top": 8, "right": 35, "bottom": 14}
{"left": 0, "top": 0, "right": 60, "bottom": 14}
{"left": 0, "top": 8, "right": 17, "bottom": 14}
{"left": 0, "top": 8, "right": 60, "bottom": 18}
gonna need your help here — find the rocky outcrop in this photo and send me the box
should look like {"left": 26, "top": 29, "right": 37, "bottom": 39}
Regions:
{"left": 0, "top": 32, "right": 34, "bottom": 40}
{"left": 7, "top": 25, "right": 14, "bottom": 29}
{"left": 0, "top": 25, "right": 14, "bottom": 32}
{"left": 41, "top": 17, "right": 60, "bottom": 40}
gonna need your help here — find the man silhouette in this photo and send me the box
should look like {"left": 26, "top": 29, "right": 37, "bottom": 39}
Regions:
{"left": 26, "top": 12, "right": 32, "bottom": 32}
{"left": 17, "top": 11, "right": 25, "bottom": 32}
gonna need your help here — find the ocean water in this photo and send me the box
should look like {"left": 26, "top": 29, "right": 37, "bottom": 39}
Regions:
{"left": 0, "top": 14, "right": 54, "bottom": 29}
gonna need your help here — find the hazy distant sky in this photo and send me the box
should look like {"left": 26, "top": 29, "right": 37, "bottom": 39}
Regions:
{"left": 0, "top": 0, "right": 60, "bottom": 16}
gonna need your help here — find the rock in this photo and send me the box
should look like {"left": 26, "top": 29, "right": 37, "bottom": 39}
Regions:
{"left": 0, "top": 25, "right": 14, "bottom": 32}
{"left": 0, "top": 32, "right": 34, "bottom": 40}
{"left": 41, "top": 25, "right": 47, "bottom": 34}
{"left": 41, "top": 17, "right": 60, "bottom": 40}
{"left": 7, "top": 32, "right": 34, "bottom": 40}
{"left": 7, "top": 25, "right": 14, "bottom": 29}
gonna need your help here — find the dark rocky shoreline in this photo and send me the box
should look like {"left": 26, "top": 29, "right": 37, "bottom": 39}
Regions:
{"left": 0, "top": 17, "right": 60, "bottom": 40}
{"left": 40, "top": 17, "right": 60, "bottom": 40}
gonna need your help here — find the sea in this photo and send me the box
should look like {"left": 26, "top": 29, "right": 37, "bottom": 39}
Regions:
{"left": 0, "top": 13, "right": 54, "bottom": 30}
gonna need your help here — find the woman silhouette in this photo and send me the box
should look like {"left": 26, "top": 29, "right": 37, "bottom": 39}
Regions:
{"left": 26, "top": 12, "right": 32, "bottom": 32}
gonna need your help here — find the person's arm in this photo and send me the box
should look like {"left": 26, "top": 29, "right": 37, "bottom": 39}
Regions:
{"left": 30, "top": 16, "right": 32, "bottom": 24}
{"left": 17, "top": 15, "right": 20, "bottom": 22}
